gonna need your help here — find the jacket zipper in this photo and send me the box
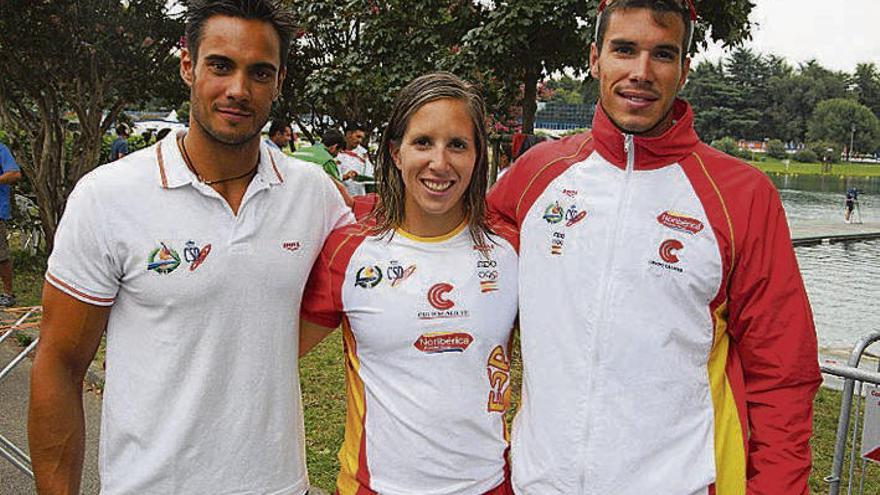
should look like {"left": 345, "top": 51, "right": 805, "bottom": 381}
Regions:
{"left": 579, "top": 133, "right": 635, "bottom": 493}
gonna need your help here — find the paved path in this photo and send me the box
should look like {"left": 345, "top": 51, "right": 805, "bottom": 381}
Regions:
{"left": 790, "top": 221, "right": 880, "bottom": 246}
{"left": 0, "top": 340, "right": 102, "bottom": 494}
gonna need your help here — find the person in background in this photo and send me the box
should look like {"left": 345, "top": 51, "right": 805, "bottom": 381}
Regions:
{"left": 266, "top": 119, "right": 294, "bottom": 152}
{"left": 336, "top": 124, "right": 374, "bottom": 197}
{"left": 293, "top": 129, "right": 353, "bottom": 206}
{"left": 108, "top": 124, "right": 129, "bottom": 162}
{"left": 301, "top": 71, "right": 518, "bottom": 495}
{"left": 0, "top": 141, "right": 22, "bottom": 307}
{"left": 488, "top": 0, "right": 820, "bottom": 493}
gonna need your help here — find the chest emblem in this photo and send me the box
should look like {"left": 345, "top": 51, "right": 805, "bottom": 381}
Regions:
{"left": 649, "top": 239, "right": 685, "bottom": 273}
{"left": 418, "top": 283, "right": 469, "bottom": 320}
{"left": 387, "top": 261, "right": 416, "bottom": 288}
{"left": 355, "top": 265, "right": 383, "bottom": 288}
{"left": 543, "top": 201, "right": 565, "bottom": 224}
{"left": 282, "top": 241, "right": 301, "bottom": 252}
{"left": 657, "top": 211, "right": 704, "bottom": 235}
{"left": 413, "top": 331, "right": 474, "bottom": 354}
{"left": 183, "top": 240, "right": 212, "bottom": 271}
{"left": 147, "top": 243, "right": 181, "bottom": 274}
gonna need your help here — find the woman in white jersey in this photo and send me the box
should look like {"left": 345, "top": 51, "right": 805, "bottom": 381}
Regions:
{"left": 300, "top": 72, "right": 518, "bottom": 495}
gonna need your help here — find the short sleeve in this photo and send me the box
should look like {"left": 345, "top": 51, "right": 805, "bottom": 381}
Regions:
{"left": 46, "top": 176, "right": 121, "bottom": 306}
{"left": 301, "top": 239, "right": 344, "bottom": 329}
{"left": 0, "top": 145, "right": 20, "bottom": 173}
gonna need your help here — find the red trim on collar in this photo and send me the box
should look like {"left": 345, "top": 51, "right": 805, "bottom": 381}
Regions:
{"left": 269, "top": 152, "right": 283, "bottom": 183}
{"left": 156, "top": 145, "right": 169, "bottom": 189}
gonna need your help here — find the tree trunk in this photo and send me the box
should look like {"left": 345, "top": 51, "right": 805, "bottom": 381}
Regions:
{"left": 521, "top": 66, "right": 540, "bottom": 134}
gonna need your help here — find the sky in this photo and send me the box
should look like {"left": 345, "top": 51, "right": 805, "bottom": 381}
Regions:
{"left": 693, "top": 0, "right": 880, "bottom": 73}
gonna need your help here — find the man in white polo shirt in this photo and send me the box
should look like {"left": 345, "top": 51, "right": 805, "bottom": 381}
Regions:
{"left": 28, "top": 1, "right": 352, "bottom": 494}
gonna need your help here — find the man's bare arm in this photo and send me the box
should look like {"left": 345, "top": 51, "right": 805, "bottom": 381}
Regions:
{"left": 29, "top": 282, "right": 109, "bottom": 495}
{"left": 0, "top": 170, "right": 21, "bottom": 185}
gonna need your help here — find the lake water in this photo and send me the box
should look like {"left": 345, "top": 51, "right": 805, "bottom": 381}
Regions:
{"left": 768, "top": 173, "right": 880, "bottom": 358}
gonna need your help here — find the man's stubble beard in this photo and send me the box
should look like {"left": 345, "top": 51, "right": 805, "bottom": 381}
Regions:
{"left": 189, "top": 84, "right": 267, "bottom": 148}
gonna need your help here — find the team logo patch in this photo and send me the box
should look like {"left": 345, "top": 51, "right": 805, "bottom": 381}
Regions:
{"left": 649, "top": 239, "right": 685, "bottom": 273}
{"left": 387, "top": 262, "right": 416, "bottom": 288}
{"left": 418, "top": 283, "right": 470, "bottom": 320}
{"left": 659, "top": 239, "right": 683, "bottom": 264}
{"left": 657, "top": 211, "right": 704, "bottom": 235}
{"left": 565, "top": 205, "right": 587, "bottom": 227}
{"left": 355, "top": 265, "right": 383, "bottom": 288}
{"left": 543, "top": 202, "right": 565, "bottom": 224}
{"left": 480, "top": 280, "right": 498, "bottom": 293}
{"left": 550, "top": 231, "right": 565, "bottom": 256}
{"left": 282, "top": 241, "right": 301, "bottom": 252}
{"left": 486, "top": 345, "right": 511, "bottom": 412}
{"left": 413, "top": 331, "right": 474, "bottom": 354}
{"left": 562, "top": 188, "right": 578, "bottom": 198}
{"left": 147, "top": 243, "right": 181, "bottom": 274}
{"left": 183, "top": 240, "right": 212, "bottom": 271}
{"left": 428, "top": 282, "right": 454, "bottom": 310}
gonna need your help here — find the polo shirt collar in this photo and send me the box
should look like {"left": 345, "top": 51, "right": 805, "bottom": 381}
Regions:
{"left": 155, "top": 130, "right": 285, "bottom": 189}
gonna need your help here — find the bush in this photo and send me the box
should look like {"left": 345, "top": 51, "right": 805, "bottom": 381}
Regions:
{"left": 710, "top": 136, "right": 739, "bottom": 156}
{"left": 793, "top": 149, "right": 818, "bottom": 163}
{"left": 807, "top": 141, "right": 842, "bottom": 163}
{"left": 767, "top": 139, "right": 787, "bottom": 159}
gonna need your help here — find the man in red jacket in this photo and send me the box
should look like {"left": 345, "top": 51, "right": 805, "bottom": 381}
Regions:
{"left": 488, "top": 1, "right": 821, "bottom": 493}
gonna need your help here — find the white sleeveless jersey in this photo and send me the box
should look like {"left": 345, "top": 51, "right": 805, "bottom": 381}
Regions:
{"left": 302, "top": 221, "right": 518, "bottom": 495}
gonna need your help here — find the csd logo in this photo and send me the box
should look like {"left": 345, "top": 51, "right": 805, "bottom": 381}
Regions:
{"left": 477, "top": 260, "right": 497, "bottom": 269}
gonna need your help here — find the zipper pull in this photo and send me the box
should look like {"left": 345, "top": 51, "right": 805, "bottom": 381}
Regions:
{"left": 624, "top": 134, "right": 635, "bottom": 172}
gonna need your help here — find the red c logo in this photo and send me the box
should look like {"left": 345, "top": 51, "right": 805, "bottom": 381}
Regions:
{"left": 659, "top": 239, "right": 683, "bottom": 264}
{"left": 428, "top": 283, "right": 454, "bottom": 310}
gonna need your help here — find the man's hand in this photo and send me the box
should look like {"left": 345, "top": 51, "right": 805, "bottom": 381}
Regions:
{"left": 29, "top": 282, "right": 109, "bottom": 495}
{"left": 0, "top": 170, "right": 21, "bottom": 185}
{"left": 342, "top": 170, "right": 358, "bottom": 181}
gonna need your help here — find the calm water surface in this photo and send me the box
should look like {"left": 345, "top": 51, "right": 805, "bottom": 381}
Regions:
{"left": 770, "top": 174, "right": 880, "bottom": 356}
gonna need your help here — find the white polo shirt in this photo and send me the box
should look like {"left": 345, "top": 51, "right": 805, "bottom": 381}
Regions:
{"left": 47, "top": 130, "right": 353, "bottom": 494}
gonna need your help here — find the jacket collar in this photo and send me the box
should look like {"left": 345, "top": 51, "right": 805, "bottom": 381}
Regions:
{"left": 591, "top": 98, "right": 700, "bottom": 170}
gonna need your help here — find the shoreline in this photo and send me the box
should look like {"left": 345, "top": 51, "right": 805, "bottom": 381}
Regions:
{"left": 750, "top": 158, "right": 880, "bottom": 178}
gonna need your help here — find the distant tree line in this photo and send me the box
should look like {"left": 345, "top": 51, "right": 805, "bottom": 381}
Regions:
{"left": 680, "top": 48, "right": 880, "bottom": 157}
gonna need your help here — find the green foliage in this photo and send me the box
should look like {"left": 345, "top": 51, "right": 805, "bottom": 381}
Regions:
{"left": 710, "top": 136, "right": 739, "bottom": 156}
{"left": 806, "top": 141, "right": 842, "bottom": 163}
{"left": 766, "top": 139, "right": 787, "bottom": 159}
{"left": 807, "top": 98, "right": 880, "bottom": 155}
{"left": 683, "top": 54, "right": 851, "bottom": 144}
{"left": 0, "top": 0, "right": 183, "bottom": 250}
{"left": 176, "top": 101, "right": 191, "bottom": 125}
{"left": 793, "top": 149, "right": 818, "bottom": 163}
{"left": 851, "top": 62, "right": 880, "bottom": 118}
{"left": 15, "top": 332, "right": 34, "bottom": 347}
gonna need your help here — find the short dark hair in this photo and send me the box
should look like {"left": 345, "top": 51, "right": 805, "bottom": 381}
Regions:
{"left": 268, "top": 119, "right": 290, "bottom": 137}
{"left": 321, "top": 129, "right": 346, "bottom": 149}
{"left": 345, "top": 123, "right": 366, "bottom": 134}
{"left": 185, "top": 0, "right": 295, "bottom": 70}
{"left": 595, "top": 0, "right": 693, "bottom": 61}
{"left": 116, "top": 125, "right": 129, "bottom": 137}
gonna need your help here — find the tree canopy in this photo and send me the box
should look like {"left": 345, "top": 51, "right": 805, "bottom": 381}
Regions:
{"left": 0, "top": 0, "right": 183, "bottom": 250}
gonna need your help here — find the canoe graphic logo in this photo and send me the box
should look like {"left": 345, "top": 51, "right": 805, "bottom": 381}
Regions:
{"left": 565, "top": 205, "right": 587, "bottom": 227}
{"left": 147, "top": 243, "right": 181, "bottom": 274}
{"left": 183, "top": 240, "right": 212, "bottom": 271}
{"left": 543, "top": 202, "right": 565, "bottom": 224}
{"left": 428, "top": 283, "right": 455, "bottom": 310}
{"left": 657, "top": 211, "right": 704, "bottom": 235}
{"left": 413, "top": 331, "right": 473, "bottom": 354}
{"left": 659, "top": 239, "right": 684, "bottom": 264}
{"left": 388, "top": 263, "right": 416, "bottom": 288}
{"left": 355, "top": 265, "right": 383, "bottom": 288}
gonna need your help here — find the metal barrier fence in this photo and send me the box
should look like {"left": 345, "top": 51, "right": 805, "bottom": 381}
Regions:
{"left": 820, "top": 331, "right": 880, "bottom": 495}
{"left": 0, "top": 306, "right": 41, "bottom": 479}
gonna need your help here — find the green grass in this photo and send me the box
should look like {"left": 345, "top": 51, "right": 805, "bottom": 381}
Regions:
{"left": 9, "top": 246, "right": 878, "bottom": 492}
{"left": 750, "top": 157, "right": 880, "bottom": 178}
